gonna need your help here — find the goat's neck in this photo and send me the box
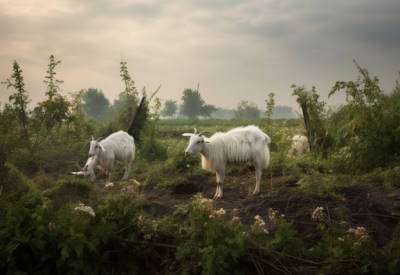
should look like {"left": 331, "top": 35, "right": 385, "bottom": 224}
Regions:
{"left": 200, "top": 141, "right": 211, "bottom": 158}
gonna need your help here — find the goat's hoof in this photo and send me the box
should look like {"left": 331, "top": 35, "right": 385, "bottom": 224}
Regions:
{"left": 213, "top": 194, "right": 223, "bottom": 200}
{"left": 252, "top": 190, "right": 260, "bottom": 195}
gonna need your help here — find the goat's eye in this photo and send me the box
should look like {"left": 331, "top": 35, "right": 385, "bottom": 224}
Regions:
{"left": 197, "top": 141, "right": 201, "bottom": 144}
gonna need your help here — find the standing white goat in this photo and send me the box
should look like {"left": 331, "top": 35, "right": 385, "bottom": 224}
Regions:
{"left": 289, "top": 135, "right": 309, "bottom": 156}
{"left": 183, "top": 125, "right": 271, "bottom": 199}
{"left": 88, "top": 130, "right": 135, "bottom": 182}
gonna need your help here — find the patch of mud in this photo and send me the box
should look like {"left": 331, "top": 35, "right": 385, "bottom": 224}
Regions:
{"left": 173, "top": 182, "right": 203, "bottom": 194}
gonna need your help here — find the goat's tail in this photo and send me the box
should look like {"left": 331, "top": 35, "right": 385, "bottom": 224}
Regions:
{"left": 263, "top": 145, "right": 270, "bottom": 169}
{"left": 264, "top": 133, "right": 271, "bottom": 144}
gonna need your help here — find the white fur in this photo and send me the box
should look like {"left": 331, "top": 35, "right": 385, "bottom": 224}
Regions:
{"left": 72, "top": 155, "right": 98, "bottom": 182}
{"left": 289, "top": 135, "right": 309, "bottom": 155}
{"left": 88, "top": 130, "right": 135, "bottom": 182}
{"left": 183, "top": 125, "right": 271, "bottom": 199}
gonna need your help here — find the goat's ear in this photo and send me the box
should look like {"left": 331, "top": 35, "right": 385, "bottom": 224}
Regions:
{"left": 194, "top": 128, "right": 198, "bottom": 134}
{"left": 96, "top": 137, "right": 102, "bottom": 142}
{"left": 182, "top": 133, "right": 193, "bottom": 137}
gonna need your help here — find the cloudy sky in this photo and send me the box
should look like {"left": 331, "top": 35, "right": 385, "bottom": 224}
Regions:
{"left": 1, "top": 0, "right": 399, "bottom": 110}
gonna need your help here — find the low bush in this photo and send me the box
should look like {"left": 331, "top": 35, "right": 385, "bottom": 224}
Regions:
{"left": 1, "top": 187, "right": 400, "bottom": 274}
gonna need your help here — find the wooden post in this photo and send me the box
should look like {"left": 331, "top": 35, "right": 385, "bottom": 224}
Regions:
{"left": 128, "top": 96, "right": 146, "bottom": 139}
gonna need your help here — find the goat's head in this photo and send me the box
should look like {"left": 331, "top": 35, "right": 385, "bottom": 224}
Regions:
{"left": 88, "top": 136, "right": 105, "bottom": 157}
{"left": 72, "top": 156, "right": 97, "bottom": 182}
{"left": 182, "top": 128, "right": 209, "bottom": 157}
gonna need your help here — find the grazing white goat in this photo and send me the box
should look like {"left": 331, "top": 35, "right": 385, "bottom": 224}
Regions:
{"left": 88, "top": 130, "right": 135, "bottom": 182}
{"left": 183, "top": 126, "right": 271, "bottom": 199}
{"left": 72, "top": 155, "right": 98, "bottom": 182}
{"left": 289, "top": 135, "right": 309, "bottom": 155}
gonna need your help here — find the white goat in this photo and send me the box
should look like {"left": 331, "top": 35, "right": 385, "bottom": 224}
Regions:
{"left": 72, "top": 155, "right": 98, "bottom": 182}
{"left": 88, "top": 130, "right": 135, "bottom": 182}
{"left": 183, "top": 125, "right": 271, "bottom": 199}
{"left": 289, "top": 135, "right": 309, "bottom": 156}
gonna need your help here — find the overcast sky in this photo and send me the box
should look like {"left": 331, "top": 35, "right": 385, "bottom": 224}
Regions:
{"left": 1, "top": 0, "right": 399, "bottom": 110}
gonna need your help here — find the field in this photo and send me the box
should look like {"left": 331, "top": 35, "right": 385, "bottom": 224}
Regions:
{"left": 3, "top": 117, "right": 400, "bottom": 274}
{"left": 2, "top": 64, "right": 400, "bottom": 274}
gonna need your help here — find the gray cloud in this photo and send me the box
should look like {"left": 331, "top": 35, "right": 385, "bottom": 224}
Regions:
{"left": 1, "top": 0, "right": 399, "bottom": 110}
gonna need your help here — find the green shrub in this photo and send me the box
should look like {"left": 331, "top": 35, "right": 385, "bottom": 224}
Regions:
{"left": 43, "top": 176, "right": 91, "bottom": 207}
{"left": 176, "top": 195, "right": 247, "bottom": 274}
{"left": 7, "top": 147, "right": 39, "bottom": 174}
{"left": 328, "top": 64, "right": 400, "bottom": 172}
{"left": 1, "top": 162, "right": 34, "bottom": 199}
{"left": 165, "top": 139, "right": 199, "bottom": 173}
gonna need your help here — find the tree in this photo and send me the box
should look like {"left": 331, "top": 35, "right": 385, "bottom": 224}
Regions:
{"left": 2, "top": 61, "right": 30, "bottom": 139}
{"left": 44, "top": 54, "right": 63, "bottom": 100}
{"left": 116, "top": 61, "right": 141, "bottom": 130}
{"left": 82, "top": 88, "right": 110, "bottom": 120}
{"left": 200, "top": 104, "right": 217, "bottom": 117}
{"left": 120, "top": 61, "right": 138, "bottom": 99}
{"left": 180, "top": 89, "right": 205, "bottom": 118}
{"left": 33, "top": 55, "right": 70, "bottom": 130}
{"left": 292, "top": 85, "right": 326, "bottom": 154}
{"left": 161, "top": 100, "right": 178, "bottom": 117}
{"left": 234, "top": 101, "right": 260, "bottom": 120}
{"left": 265, "top": 92, "right": 275, "bottom": 121}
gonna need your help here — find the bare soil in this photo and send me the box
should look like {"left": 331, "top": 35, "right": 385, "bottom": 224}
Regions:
{"left": 143, "top": 171, "right": 400, "bottom": 247}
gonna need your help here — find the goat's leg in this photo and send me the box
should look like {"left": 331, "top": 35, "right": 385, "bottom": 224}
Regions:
{"left": 107, "top": 171, "right": 112, "bottom": 184}
{"left": 213, "top": 172, "right": 221, "bottom": 199}
{"left": 253, "top": 164, "right": 262, "bottom": 195}
{"left": 213, "top": 170, "right": 225, "bottom": 200}
{"left": 122, "top": 160, "right": 130, "bottom": 180}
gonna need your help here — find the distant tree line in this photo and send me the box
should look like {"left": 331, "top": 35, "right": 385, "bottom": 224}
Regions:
{"left": 159, "top": 89, "right": 297, "bottom": 120}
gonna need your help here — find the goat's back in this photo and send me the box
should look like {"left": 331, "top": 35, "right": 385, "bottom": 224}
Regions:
{"left": 101, "top": 131, "right": 135, "bottom": 161}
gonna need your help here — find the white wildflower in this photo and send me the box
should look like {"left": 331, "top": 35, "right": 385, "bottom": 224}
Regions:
{"left": 215, "top": 208, "right": 226, "bottom": 216}
{"left": 347, "top": 226, "right": 368, "bottom": 239}
{"left": 200, "top": 198, "right": 213, "bottom": 204}
{"left": 268, "top": 208, "right": 279, "bottom": 221}
{"left": 209, "top": 208, "right": 226, "bottom": 219}
{"left": 254, "top": 215, "right": 266, "bottom": 227}
{"left": 105, "top": 182, "right": 114, "bottom": 188}
{"left": 74, "top": 202, "right": 96, "bottom": 217}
